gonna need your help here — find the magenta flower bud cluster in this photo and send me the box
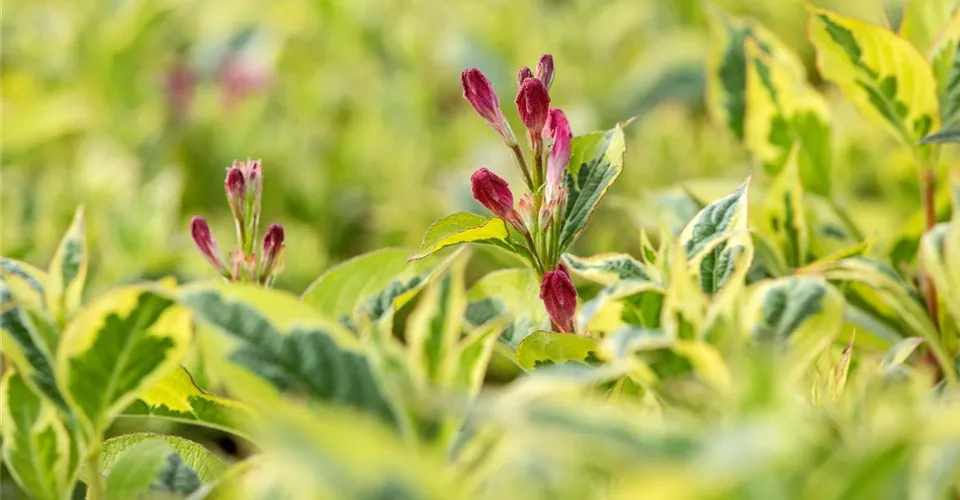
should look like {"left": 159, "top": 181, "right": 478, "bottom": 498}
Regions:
{"left": 461, "top": 54, "right": 581, "bottom": 330}
{"left": 189, "top": 159, "right": 286, "bottom": 286}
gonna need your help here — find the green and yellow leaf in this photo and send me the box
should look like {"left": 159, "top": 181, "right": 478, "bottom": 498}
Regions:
{"left": 929, "top": 9, "right": 960, "bottom": 127}
{"left": 1, "top": 371, "right": 78, "bottom": 500}
{"left": 97, "top": 433, "right": 227, "bottom": 495}
{"left": 57, "top": 286, "right": 191, "bottom": 437}
{"left": 744, "top": 39, "right": 833, "bottom": 196}
{"left": 46, "top": 206, "right": 88, "bottom": 324}
{"left": 405, "top": 256, "right": 468, "bottom": 386}
{"left": 762, "top": 147, "right": 809, "bottom": 268}
{"left": 408, "top": 213, "right": 514, "bottom": 262}
{"left": 899, "top": 0, "right": 957, "bottom": 54}
{"left": 808, "top": 7, "right": 940, "bottom": 151}
{"left": 559, "top": 125, "right": 627, "bottom": 251}
{"left": 122, "top": 367, "right": 256, "bottom": 442}
{"left": 561, "top": 252, "right": 651, "bottom": 286}
{"left": 465, "top": 268, "right": 549, "bottom": 351}
{"left": 182, "top": 282, "right": 399, "bottom": 426}
{"left": 302, "top": 247, "right": 458, "bottom": 326}
{"left": 515, "top": 331, "right": 599, "bottom": 371}
{"left": 1, "top": 258, "right": 47, "bottom": 311}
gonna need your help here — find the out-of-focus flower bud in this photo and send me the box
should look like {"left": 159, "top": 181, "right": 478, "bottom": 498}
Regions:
{"left": 517, "top": 193, "right": 536, "bottom": 232}
{"left": 259, "top": 223, "right": 285, "bottom": 284}
{"left": 190, "top": 216, "right": 226, "bottom": 274}
{"left": 225, "top": 165, "right": 245, "bottom": 217}
{"left": 540, "top": 267, "right": 578, "bottom": 333}
{"left": 544, "top": 109, "right": 572, "bottom": 204}
{"left": 471, "top": 168, "right": 520, "bottom": 223}
{"left": 536, "top": 54, "right": 555, "bottom": 90}
{"left": 462, "top": 68, "right": 518, "bottom": 146}
{"left": 517, "top": 66, "right": 534, "bottom": 87}
{"left": 515, "top": 78, "right": 551, "bottom": 134}
{"left": 165, "top": 60, "right": 195, "bottom": 120}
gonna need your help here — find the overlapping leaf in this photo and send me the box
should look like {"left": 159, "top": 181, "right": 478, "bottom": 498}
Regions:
{"left": 302, "top": 247, "right": 458, "bottom": 327}
{"left": 515, "top": 332, "right": 600, "bottom": 370}
{"left": 97, "top": 433, "right": 227, "bottom": 498}
{"left": 465, "top": 268, "right": 549, "bottom": 352}
{"left": 45, "top": 206, "right": 88, "bottom": 324}
{"left": 57, "top": 286, "right": 191, "bottom": 437}
{"left": 408, "top": 212, "right": 518, "bottom": 262}
{"left": 182, "top": 282, "right": 399, "bottom": 426}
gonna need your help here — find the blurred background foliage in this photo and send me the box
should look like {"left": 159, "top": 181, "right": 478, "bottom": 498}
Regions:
{"left": 1, "top": 0, "right": 954, "bottom": 294}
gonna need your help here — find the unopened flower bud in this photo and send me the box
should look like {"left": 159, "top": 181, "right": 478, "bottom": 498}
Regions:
{"left": 515, "top": 78, "right": 551, "bottom": 133}
{"left": 517, "top": 194, "right": 536, "bottom": 231}
{"left": 462, "top": 68, "right": 518, "bottom": 146}
{"left": 259, "top": 223, "right": 285, "bottom": 284}
{"left": 517, "top": 66, "right": 533, "bottom": 87}
{"left": 540, "top": 267, "right": 578, "bottom": 333}
{"left": 536, "top": 54, "right": 555, "bottom": 90}
{"left": 544, "top": 109, "right": 572, "bottom": 204}
{"left": 190, "top": 216, "right": 226, "bottom": 274}
{"left": 470, "top": 168, "right": 519, "bottom": 224}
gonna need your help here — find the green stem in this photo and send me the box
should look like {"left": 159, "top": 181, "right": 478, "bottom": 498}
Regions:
{"left": 85, "top": 447, "right": 104, "bottom": 500}
{"left": 510, "top": 145, "right": 534, "bottom": 191}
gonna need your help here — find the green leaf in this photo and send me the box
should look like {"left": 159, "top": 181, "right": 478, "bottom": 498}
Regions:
{"left": 808, "top": 7, "right": 940, "bottom": 151}
{"left": 706, "top": 6, "right": 806, "bottom": 142}
{"left": 1, "top": 258, "right": 47, "bottom": 310}
{"left": 919, "top": 127, "right": 960, "bottom": 144}
{"left": 121, "top": 367, "right": 256, "bottom": 442}
{"left": 898, "top": 0, "right": 956, "bottom": 54}
{"left": 929, "top": 10, "right": 960, "bottom": 128}
{"left": 0, "top": 282, "right": 69, "bottom": 414}
{"left": 405, "top": 255, "right": 468, "bottom": 385}
{"left": 46, "top": 206, "right": 88, "bottom": 324}
{"left": 558, "top": 125, "right": 626, "bottom": 251}
{"left": 743, "top": 276, "right": 845, "bottom": 373}
{"left": 679, "top": 179, "right": 753, "bottom": 294}
{"left": 101, "top": 438, "right": 172, "bottom": 500}
{"left": 744, "top": 39, "right": 833, "bottom": 196}
{"left": 581, "top": 280, "right": 666, "bottom": 334}
{"left": 57, "top": 286, "right": 191, "bottom": 436}
{"left": 181, "top": 282, "right": 399, "bottom": 426}
{"left": 762, "top": 147, "right": 809, "bottom": 268}
{"left": 0, "top": 371, "right": 77, "bottom": 500}
{"left": 880, "top": 337, "right": 926, "bottom": 371}
{"left": 99, "top": 433, "right": 227, "bottom": 485}
{"left": 920, "top": 216, "right": 960, "bottom": 349}
{"left": 515, "top": 332, "right": 600, "bottom": 371}
{"left": 302, "top": 247, "right": 457, "bottom": 326}
{"left": 409, "top": 212, "right": 516, "bottom": 262}
{"left": 561, "top": 252, "right": 650, "bottom": 286}
{"left": 454, "top": 322, "right": 500, "bottom": 398}
{"left": 465, "top": 269, "right": 549, "bottom": 352}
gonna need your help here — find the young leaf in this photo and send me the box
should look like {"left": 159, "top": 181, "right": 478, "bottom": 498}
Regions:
{"left": 465, "top": 269, "right": 550, "bottom": 351}
{"left": 1, "top": 371, "right": 77, "bottom": 500}
{"left": 558, "top": 125, "right": 626, "bottom": 251}
{"left": 1, "top": 258, "right": 47, "bottom": 310}
{"left": 743, "top": 276, "right": 846, "bottom": 374}
{"left": 678, "top": 179, "right": 752, "bottom": 294}
{"left": 100, "top": 438, "right": 172, "bottom": 500}
{"left": 121, "top": 367, "right": 256, "bottom": 442}
{"left": 762, "top": 147, "right": 809, "bottom": 268}
{"left": 405, "top": 257, "right": 467, "bottom": 386}
{"left": 181, "top": 282, "right": 399, "bottom": 426}
{"left": 0, "top": 282, "right": 69, "bottom": 413}
{"left": 515, "top": 331, "right": 599, "bottom": 371}
{"left": 744, "top": 39, "right": 832, "bottom": 196}
{"left": 929, "top": 10, "right": 960, "bottom": 128}
{"left": 57, "top": 286, "right": 191, "bottom": 436}
{"left": 45, "top": 206, "right": 87, "bottom": 324}
{"left": 561, "top": 252, "right": 651, "bottom": 286}
{"left": 808, "top": 7, "right": 940, "bottom": 151}
{"left": 98, "top": 433, "right": 227, "bottom": 490}
{"left": 302, "top": 247, "right": 458, "bottom": 326}
{"left": 408, "top": 212, "right": 515, "bottom": 262}
{"left": 919, "top": 127, "right": 960, "bottom": 144}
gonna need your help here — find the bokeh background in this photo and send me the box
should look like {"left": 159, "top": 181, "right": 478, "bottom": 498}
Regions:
{"left": 1, "top": 0, "right": 949, "bottom": 295}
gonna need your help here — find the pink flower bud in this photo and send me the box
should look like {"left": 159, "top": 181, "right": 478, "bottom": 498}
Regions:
{"left": 470, "top": 168, "right": 517, "bottom": 222}
{"left": 515, "top": 78, "right": 551, "bottom": 133}
{"left": 225, "top": 166, "right": 246, "bottom": 228}
{"left": 190, "top": 216, "right": 225, "bottom": 274}
{"left": 536, "top": 54, "right": 555, "bottom": 90}
{"left": 259, "top": 223, "right": 285, "bottom": 284}
{"left": 544, "top": 109, "right": 572, "bottom": 204}
{"left": 540, "top": 267, "right": 578, "bottom": 333}
{"left": 517, "top": 66, "right": 533, "bottom": 87}
{"left": 462, "top": 68, "right": 518, "bottom": 146}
